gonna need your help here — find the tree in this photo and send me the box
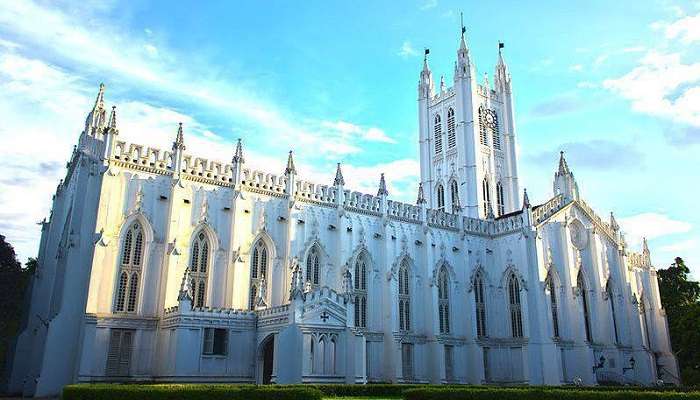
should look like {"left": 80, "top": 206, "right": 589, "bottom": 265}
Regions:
{"left": 0, "top": 236, "right": 34, "bottom": 388}
{"left": 657, "top": 257, "right": 700, "bottom": 385}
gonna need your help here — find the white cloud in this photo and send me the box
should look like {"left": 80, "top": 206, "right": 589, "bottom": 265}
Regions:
{"left": 398, "top": 41, "right": 418, "bottom": 58}
{"left": 603, "top": 51, "right": 700, "bottom": 126}
{"left": 569, "top": 64, "right": 583, "bottom": 72}
{"left": 420, "top": 0, "right": 437, "bottom": 10}
{"left": 618, "top": 212, "right": 692, "bottom": 247}
{"left": 663, "top": 12, "right": 700, "bottom": 43}
{"left": 659, "top": 238, "right": 699, "bottom": 253}
{"left": 321, "top": 120, "right": 397, "bottom": 144}
{"left": 577, "top": 81, "right": 598, "bottom": 89}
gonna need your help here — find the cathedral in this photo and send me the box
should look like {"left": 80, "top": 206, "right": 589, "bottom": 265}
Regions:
{"left": 8, "top": 32, "right": 680, "bottom": 397}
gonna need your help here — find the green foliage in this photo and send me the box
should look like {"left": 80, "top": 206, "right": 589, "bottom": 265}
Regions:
{"left": 0, "top": 236, "right": 34, "bottom": 387}
{"left": 403, "top": 387, "right": 700, "bottom": 400}
{"left": 657, "top": 257, "right": 700, "bottom": 386}
{"left": 62, "top": 384, "right": 322, "bottom": 400}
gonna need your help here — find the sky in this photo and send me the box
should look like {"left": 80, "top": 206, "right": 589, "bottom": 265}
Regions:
{"left": 0, "top": 0, "right": 699, "bottom": 278}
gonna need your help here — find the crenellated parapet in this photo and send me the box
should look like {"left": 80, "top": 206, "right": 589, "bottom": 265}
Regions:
{"left": 532, "top": 194, "right": 566, "bottom": 224}
{"left": 386, "top": 200, "right": 422, "bottom": 224}
{"left": 427, "top": 209, "right": 459, "bottom": 231}
{"left": 240, "top": 167, "right": 287, "bottom": 196}
{"left": 294, "top": 180, "right": 337, "bottom": 206}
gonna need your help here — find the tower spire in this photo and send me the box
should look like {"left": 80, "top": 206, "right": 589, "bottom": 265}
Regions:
{"left": 84, "top": 83, "right": 108, "bottom": 136}
{"left": 419, "top": 48, "right": 434, "bottom": 98}
{"left": 557, "top": 151, "right": 571, "bottom": 176}
{"left": 107, "top": 106, "right": 117, "bottom": 131}
{"left": 333, "top": 163, "right": 345, "bottom": 186}
{"left": 285, "top": 150, "right": 297, "bottom": 175}
{"left": 232, "top": 138, "right": 244, "bottom": 164}
{"left": 377, "top": 173, "right": 388, "bottom": 197}
{"left": 553, "top": 151, "right": 579, "bottom": 201}
{"left": 173, "top": 122, "right": 185, "bottom": 151}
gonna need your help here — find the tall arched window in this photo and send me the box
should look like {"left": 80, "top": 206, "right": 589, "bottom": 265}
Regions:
{"left": 447, "top": 108, "right": 456, "bottom": 148}
{"left": 491, "top": 112, "right": 501, "bottom": 150}
{"left": 354, "top": 252, "right": 368, "bottom": 328}
{"left": 578, "top": 271, "right": 592, "bottom": 342}
{"left": 482, "top": 178, "right": 491, "bottom": 216}
{"left": 450, "top": 180, "right": 459, "bottom": 213}
{"left": 496, "top": 182, "right": 505, "bottom": 216}
{"left": 438, "top": 266, "right": 450, "bottom": 334}
{"left": 306, "top": 246, "right": 321, "bottom": 286}
{"left": 249, "top": 239, "right": 268, "bottom": 310}
{"left": 398, "top": 259, "right": 410, "bottom": 332}
{"left": 474, "top": 271, "right": 487, "bottom": 337}
{"left": 434, "top": 114, "right": 443, "bottom": 154}
{"left": 546, "top": 273, "right": 560, "bottom": 338}
{"left": 639, "top": 295, "right": 651, "bottom": 348}
{"left": 190, "top": 231, "right": 210, "bottom": 308}
{"left": 114, "top": 222, "right": 144, "bottom": 313}
{"left": 437, "top": 184, "right": 445, "bottom": 210}
{"left": 508, "top": 273, "right": 523, "bottom": 337}
{"left": 478, "top": 106, "right": 488, "bottom": 146}
{"left": 606, "top": 281, "right": 619, "bottom": 344}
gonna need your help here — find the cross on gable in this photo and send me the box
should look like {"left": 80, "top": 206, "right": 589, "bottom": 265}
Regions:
{"left": 320, "top": 310, "right": 329, "bottom": 323}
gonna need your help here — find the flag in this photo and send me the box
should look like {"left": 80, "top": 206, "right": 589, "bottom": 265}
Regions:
{"left": 499, "top": 42, "right": 504, "bottom": 49}
{"left": 424, "top": 48, "right": 430, "bottom": 55}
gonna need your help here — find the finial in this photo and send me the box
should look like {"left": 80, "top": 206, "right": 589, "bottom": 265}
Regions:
{"left": 285, "top": 150, "right": 297, "bottom": 175}
{"left": 108, "top": 106, "right": 117, "bottom": 130}
{"left": 643, "top": 237, "right": 650, "bottom": 254}
{"left": 460, "top": 12, "right": 465, "bottom": 38}
{"left": 423, "top": 48, "right": 430, "bottom": 71}
{"left": 557, "top": 150, "right": 571, "bottom": 176}
{"left": 333, "top": 163, "right": 345, "bottom": 186}
{"left": 522, "top": 188, "right": 531, "bottom": 209}
{"left": 178, "top": 267, "right": 193, "bottom": 302}
{"left": 440, "top": 75, "right": 446, "bottom": 92}
{"left": 610, "top": 212, "right": 619, "bottom": 231}
{"left": 232, "top": 138, "right": 244, "bottom": 164}
{"left": 377, "top": 173, "right": 388, "bottom": 197}
{"left": 416, "top": 182, "right": 426, "bottom": 205}
{"left": 486, "top": 201, "right": 495, "bottom": 220}
{"left": 172, "top": 122, "right": 185, "bottom": 151}
{"left": 95, "top": 83, "right": 105, "bottom": 108}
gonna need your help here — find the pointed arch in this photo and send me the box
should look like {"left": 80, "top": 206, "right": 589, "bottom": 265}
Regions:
{"left": 189, "top": 228, "right": 213, "bottom": 308}
{"left": 605, "top": 279, "right": 619, "bottom": 343}
{"left": 495, "top": 181, "right": 505, "bottom": 216}
{"left": 434, "top": 114, "right": 443, "bottom": 154}
{"left": 436, "top": 183, "right": 445, "bottom": 210}
{"left": 577, "top": 270, "right": 592, "bottom": 342}
{"left": 545, "top": 270, "right": 560, "bottom": 338}
{"left": 305, "top": 244, "right": 321, "bottom": 286}
{"left": 482, "top": 178, "right": 491, "bottom": 216}
{"left": 507, "top": 272, "right": 523, "bottom": 337}
{"left": 249, "top": 234, "right": 273, "bottom": 310}
{"left": 353, "top": 249, "right": 370, "bottom": 328}
{"left": 398, "top": 257, "right": 411, "bottom": 332}
{"left": 113, "top": 215, "right": 153, "bottom": 313}
{"left": 474, "top": 268, "right": 487, "bottom": 338}
{"left": 447, "top": 107, "right": 456, "bottom": 148}
{"left": 437, "top": 264, "right": 451, "bottom": 334}
{"left": 449, "top": 179, "right": 459, "bottom": 213}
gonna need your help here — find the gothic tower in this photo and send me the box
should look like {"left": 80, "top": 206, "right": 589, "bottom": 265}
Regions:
{"left": 418, "top": 32, "right": 519, "bottom": 219}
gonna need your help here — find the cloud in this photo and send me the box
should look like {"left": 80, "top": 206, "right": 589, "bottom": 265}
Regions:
{"left": 577, "top": 81, "right": 598, "bottom": 89}
{"left": 618, "top": 212, "right": 692, "bottom": 247}
{"left": 420, "top": 0, "right": 437, "bottom": 10}
{"left": 569, "top": 64, "right": 583, "bottom": 72}
{"left": 659, "top": 238, "right": 699, "bottom": 253}
{"left": 603, "top": 50, "right": 700, "bottom": 127}
{"left": 663, "top": 12, "right": 700, "bottom": 44}
{"left": 530, "top": 96, "right": 582, "bottom": 117}
{"left": 398, "top": 41, "right": 418, "bottom": 58}
{"left": 321, "top": 120, "right": 397, "bottom": 144}
{"left": 665, "top": 124, "right": 700, "bottom": 145}
{"left": 526, "top": 140, "right": 645, "bottom": 171}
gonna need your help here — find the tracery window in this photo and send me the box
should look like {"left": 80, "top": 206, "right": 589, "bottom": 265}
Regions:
{"left": 306, "top": 245, "right": 321, "bottom": 286}
{"left": 434, "top": 114, "right": 443, "bottom": 154}
{"left": 447, "top": 108, "right": 456, "bottom": 149}
{"left": 398, "top": 259, "right": 411, "bottom": 332}
{"left": 606, "top": 281, "right": 619, "bottom": 344}
{"left": 354, "top": 251, "right": 368, "bottom": 328}
{"left": 190, "top": 231, "right": 210, "bottom": 308}
{"left": 474, "top": 271, "right": 487, "bottom": 337}
{"left": 482, "top": 178, "right": 491, "bottom": 216}
{"left": 496, "top": 181, "right": 505, "bottom": 216}
{"left": 249, "top": 239, "right": 268, "bottom": 310}
{"left": 478, "top": 106, "right": 499, "bottom": 148}
{"left": 508, "top": 273, "right": 523, "bottom": 338}
{"left": 438, "top": 266, "right": 450, "bottom": 334}
{"left": 546, "top": 274, "right": 560, "bottom": 338}
{"left": 578, "top": 271, "right": 592, "bottom": 342}
{"left": 437, "top": 184, "right": 445, "bottom": 210}
{"left": 450, "top": 180, "right": 459, "bottom": 213}
{"left": 114, "top": 222, "right": 144, "bottom": 313}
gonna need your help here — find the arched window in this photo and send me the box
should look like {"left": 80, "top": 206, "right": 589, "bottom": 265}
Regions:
{"left": 639, "top": 295, "right": 651, "bottom": 348}
{"left": 478, "top": 106, "right": 488, "bottom": 146}
{"left": 249, "top": 239, "right": 268, "bottom": 310}
{"left": 496, "top": 182, "right": 505, "bottom": 216}
{"left": 578, "top": 271, "right": 592, "bottom": 342}
{"left": 492, "top": 112, "right": 501, "bottom": 150}
{"left": 306, "top": 246, "right": 321, "bottom": 286}
{"left": 546, "top": 273, "right": 560, "bottom": 338}
{"left": 438, "top": 266, "right": 450, "bottom": 334}
{"left": 508, "top": 273, "right": 523, "bottom": 337}
{"left": 434, "top": 114, "right": 443, "bottom": 154}
{"left": 447, "top": 108, "right": 456, "bottom": 148}
{"left": 437, "top": 184, "right": 445, "bottom": 210}
{"left": 450, "top": 180, "right": 459, "bottom": 213}
{"left": 190, "top": 231, "right": 210, "bottom": 308}
{"left": 474, "top": 271, "right": 487, "bottom": 338}
{"left": 482, "top": 178, "right": 491, "bottom": 216}
{"left": 354, "top": 252, "right": 368, "bottom": 328}
{"left": 114, "top": 222, "right": 144, "bottom": 313}
{"left": 398, "top": 259, "right": 410, "bottom": 332}
{"left": 606, "top": 281, "right": 619, "bottom": 344}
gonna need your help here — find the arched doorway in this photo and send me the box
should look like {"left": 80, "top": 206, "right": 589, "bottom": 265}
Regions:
{"left": 262, "top": 336, "right": 274, "bottom": 384}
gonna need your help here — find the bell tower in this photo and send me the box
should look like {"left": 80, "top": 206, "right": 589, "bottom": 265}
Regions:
{"left": 417, "top": 30, "right": 520, "bottom": 219}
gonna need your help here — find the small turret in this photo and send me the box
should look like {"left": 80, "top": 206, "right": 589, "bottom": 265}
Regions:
{"left": 84, "top": 83, "right": 107, "bottom": 136}
{"left": 416, "top": 182, "right": 426, "bottom": 205}
{"left": 102, "top": 106, "right": 119, "bottom": 161}
{"left": 232, "top": 138, "right": 244, "bottom": 164}
{"left": 377, "top": 173, "right": 388, "bottom": 197}
{"left": 553, "top": 151, "right": 579, "bottom": 201}
{"left": 610, "top": 212, "right": 620, "bottom": 231}
{"left": 418, "top": 50, "right": 434, "bottom": 99}
{"left": 333, "top": 163, "right": 345, "bottom": 186}
{"left": 285, "top": 150, "right": 297, "bottom": 175}
{"left": 455, "top": 16, "right": 471, "bottom": 79}
{"left": 177, "top": 267, "right": 193, "bottom": 311}
{"left": 172, "top": 123, "right": 186, "bottom": 180}
{"left": 522, "top": 188, "right": 531, "bottom": 209}
{"left": 107, "top": 106, "right": 118, "bottom": 132}
{"left": 494, "top": 42, "right": 511, "bottom": 93}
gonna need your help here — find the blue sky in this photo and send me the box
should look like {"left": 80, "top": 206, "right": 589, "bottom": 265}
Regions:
{"left": 1, "top": 0, "right": 699, "bottom": 277}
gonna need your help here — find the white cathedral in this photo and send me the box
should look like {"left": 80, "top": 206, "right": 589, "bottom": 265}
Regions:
{"left": 9, "top": 32, "right": 680, "bottom": 397}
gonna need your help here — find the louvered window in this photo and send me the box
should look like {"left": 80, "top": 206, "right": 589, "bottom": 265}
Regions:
{"left": 434, "top": 115, "right": 443, "bottom": 154}
{"left": 447, "top": 108, "right": 456, "bottom": 148}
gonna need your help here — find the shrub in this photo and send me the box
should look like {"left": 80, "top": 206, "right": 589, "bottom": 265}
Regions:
{"left": 62, "top": 384, "right": 322, "bottom": 400}
{"left": 403, "top": 387, "right": 700, "bottom": 400}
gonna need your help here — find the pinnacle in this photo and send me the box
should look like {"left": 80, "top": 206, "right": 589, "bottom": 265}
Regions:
{"left": 108, "top": 106, "right": 117, "bottom": 130}
{"left": 333, "top": 163, "right": 345, "bottom": 186}
{"left": 232, "top": 138, "right": 244, "bottom": 164}
{"left": 522, "top": 188, "right": 531, "bottom": 209}
{"left": 416, "top": 182, "right": 426, "bottom": 205}
{"left": 557, "top": 151, "right": 571, "bottom": 176}
{"left": 377, "top": 173, "right": 388, "bottom": 197}
{"left": 285, "top": 150, "right": 297, "bottom": 175}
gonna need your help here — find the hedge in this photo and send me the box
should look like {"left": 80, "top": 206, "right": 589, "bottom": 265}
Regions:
{"left": 62, "top": 384, "right": 322, "bottom": 400}
{"left": 403, "top": 388, "right": 700, "bottom": 400}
